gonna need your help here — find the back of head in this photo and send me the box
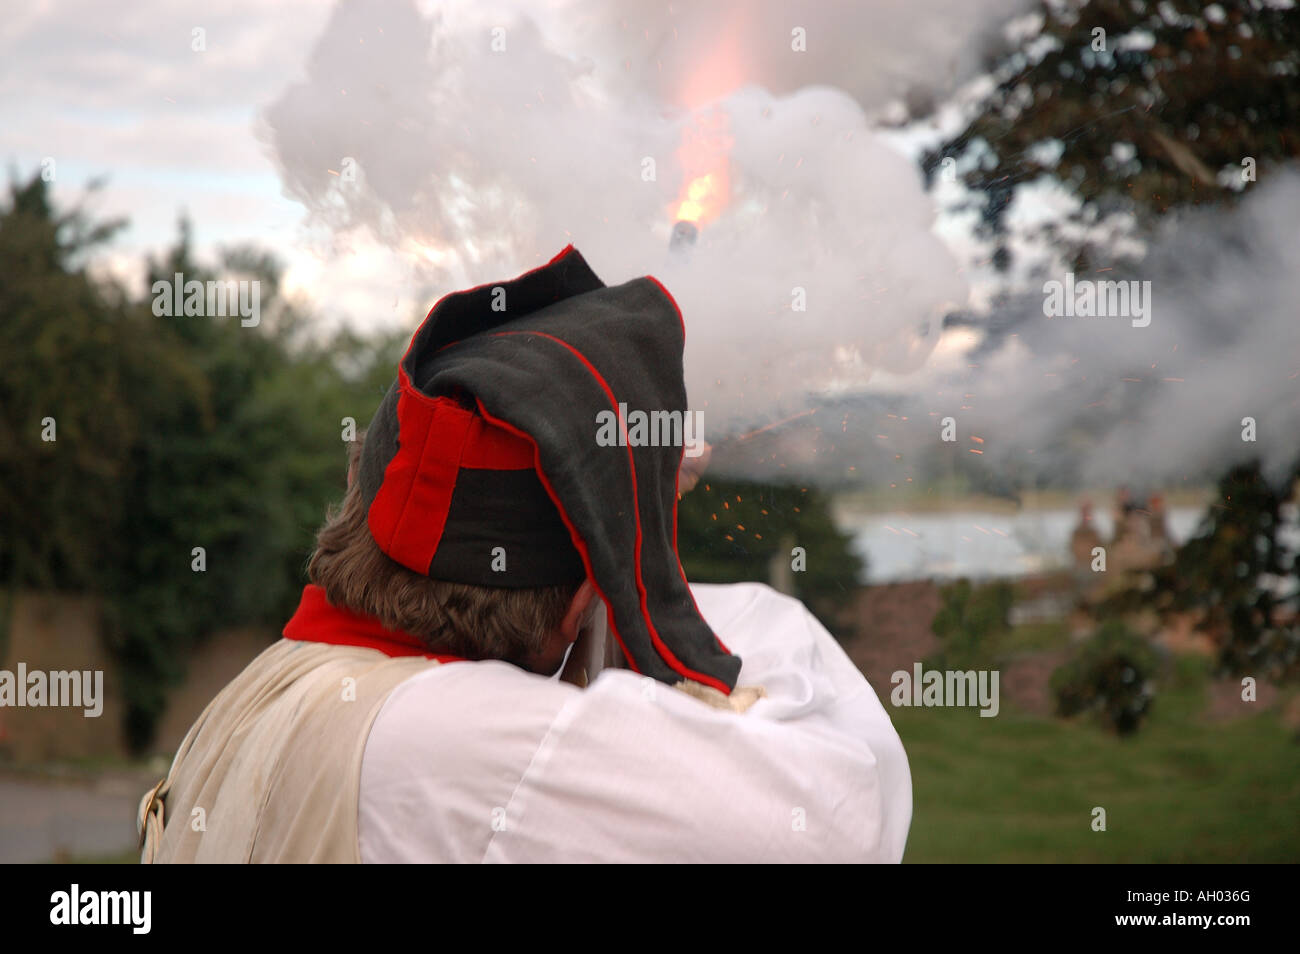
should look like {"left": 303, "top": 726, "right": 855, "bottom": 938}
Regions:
{"left": 308, "top": 432, "right": 578, "bottom": 667}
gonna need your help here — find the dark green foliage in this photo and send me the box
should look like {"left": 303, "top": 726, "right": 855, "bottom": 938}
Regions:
{"left": 1148, "top": 460, "right": 1300, "bottom": 683}
{"left": 1051, "top": 620, "right": 1159, "bottom": 734}
{"left": 0, "top": 174, "right": 136, "bottom": 589}
{"left": 930, "top": 578, "right": 1014, "bottom": 668}
{"left": 0, "top": 172, "right": 405, "bottom": 749}
{"left": 926, "top": 0, "right": 1300, "bottom": 269}
{"left": 676, "top": 478, "right": 863, "bottom": 632}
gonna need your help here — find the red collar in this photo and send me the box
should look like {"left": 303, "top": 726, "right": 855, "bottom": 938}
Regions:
{"left": 283, "top": 584, "right": 463, "bottom": 662}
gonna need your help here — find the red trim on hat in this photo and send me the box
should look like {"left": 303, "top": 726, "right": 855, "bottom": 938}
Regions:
{"left": 484, "top": 331, "right": 734, "bottom": 695}
{"left": 369, "top": 393, "right": 473, "bottom": 574}
{"left": 368, "top": 392, "right": 535, "bottom": 573}
{"left": 397, "top": 244, "right": 580, "bottom": 377}
{"left": 645, "top": 275, "right": 686, "bottom": 343}
{"left": 645, "top": 277, "right": 733, "bottom": 657}
{"left": 283, "top": 584, "right": 463, "bottom": 662}
{"left": 669, "top": 443, "right": 733, "bottom": 657}
{"left": 472, "top": 396, "right": 635, "bottom": 675}
{"left": 371, "top": 244, "right": 583, "bottom": 572}
{"left": 461, "top": 414, "right": 535, "bottom": 470}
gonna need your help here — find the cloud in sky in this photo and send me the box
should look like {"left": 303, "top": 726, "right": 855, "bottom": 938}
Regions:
{"left": 0, "top": 1, "right": 331, "bottom": 291}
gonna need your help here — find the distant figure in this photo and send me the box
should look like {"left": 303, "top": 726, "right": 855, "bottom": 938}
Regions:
{"left": 1109, "top": 488, "right": 1173, "bottom": 571}
{"left": 1111, "top": 485, "right": 1141, "bottom": 547}
{"left": 1070, "top": 500, "right": 1103, "bottom": 571}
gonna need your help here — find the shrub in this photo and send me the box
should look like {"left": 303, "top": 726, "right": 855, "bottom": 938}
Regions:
{"left": 931, "top": 578, "right": 1013, "bottom": 668}
{"left": 1051, "top": 621, "right": 1160, "bottom": 735}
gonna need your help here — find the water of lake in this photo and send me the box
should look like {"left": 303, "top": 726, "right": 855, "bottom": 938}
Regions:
{"left": 840, "top": 506, "right": 1204, "bottom": 583}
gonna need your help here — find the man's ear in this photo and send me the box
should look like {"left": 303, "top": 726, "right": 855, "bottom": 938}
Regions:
{"left": 559, "top": 578, "right": 598, "bottom": 644}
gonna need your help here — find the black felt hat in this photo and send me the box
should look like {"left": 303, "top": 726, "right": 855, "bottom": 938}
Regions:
{"left": 357, "top": 245, "right": 741, "bottom": 694}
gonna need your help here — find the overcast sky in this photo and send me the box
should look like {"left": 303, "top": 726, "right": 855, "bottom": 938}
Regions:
{"left": 2, "top": 2, "right": 323, "bottom": 263}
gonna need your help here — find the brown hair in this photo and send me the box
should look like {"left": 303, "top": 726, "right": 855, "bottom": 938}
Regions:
{"left": 308, "top": 435, "right": 578, "bottom": 665}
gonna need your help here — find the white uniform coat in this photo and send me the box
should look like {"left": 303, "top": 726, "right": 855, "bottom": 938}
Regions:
{"left": 359, "top": 582, "right": 912, "bottom": 862}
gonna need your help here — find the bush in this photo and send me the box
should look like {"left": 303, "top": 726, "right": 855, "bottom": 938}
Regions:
{"left": 930, "top": 578, "right": 1013, "bottom": 668}
{"left": 1051, "top": 621, "right": 1160, "bottom": 735}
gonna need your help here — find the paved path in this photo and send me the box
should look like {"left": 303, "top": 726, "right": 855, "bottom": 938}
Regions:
{"left": 0, "top": 769, "right": 156, "bottom": 863}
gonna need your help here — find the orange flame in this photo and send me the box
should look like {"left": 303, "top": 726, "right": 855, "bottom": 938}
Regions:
{"left": 671, "top": 107, "right": 733, "bottom": 226}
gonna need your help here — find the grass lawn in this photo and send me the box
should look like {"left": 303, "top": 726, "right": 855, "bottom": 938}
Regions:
{"left": 896, "top": 654, "right": 1300, "bottom": 862}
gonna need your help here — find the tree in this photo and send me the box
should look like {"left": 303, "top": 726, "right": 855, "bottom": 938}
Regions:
{"left": 930, "top": 578, "right": 1014, "bottom": 669}
{"left": 925, "top": 0, "right": 1300, "bottom": 271}
{"left": 103, "top": 219, "right": 405, "bottom": 747}
{"left": 1151, "top": 459, "right": 1300, "bottom": 682}
{"left": 0, "top": 173, "right": 147, "bottom": 589}
{"left": 1, "top": 173, "right": 407, "bottom": 748}
{"left": 1051, "top": 619, "right": 1159, "bottom": 734}
{"left": 677, "top": 478, "right": 863, "bottom": 633}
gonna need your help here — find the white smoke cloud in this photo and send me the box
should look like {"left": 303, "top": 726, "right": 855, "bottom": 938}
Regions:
{"left": 261, "top": 0, "right": 1030, "bottom": 436}
{"left": 920, "top": 168, "right": 1300, "bottom": 489}
{"left": 555, "top": 0, "right": 1034, "bottom": 113}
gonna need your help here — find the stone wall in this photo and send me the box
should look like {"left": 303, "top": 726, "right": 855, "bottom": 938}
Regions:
{"left": 1, "top": 591, "right": 276, "bottom": 763}
{"left": 0, "top": 592, "right": 126, "bottom": 762}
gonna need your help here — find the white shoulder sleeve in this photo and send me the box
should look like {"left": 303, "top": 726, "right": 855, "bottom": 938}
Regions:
{"left": 481, "top": 582, "right": 912, "bottom": 863}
